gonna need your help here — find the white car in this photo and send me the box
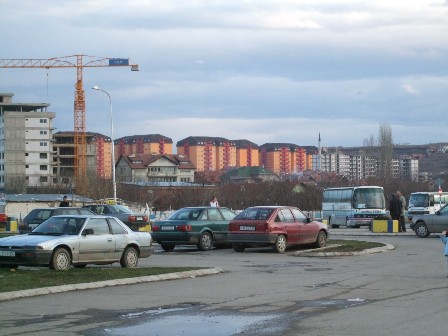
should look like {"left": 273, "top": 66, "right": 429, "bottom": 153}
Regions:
{"left": 0, "top": 215, "right": 153, "bottom": 270}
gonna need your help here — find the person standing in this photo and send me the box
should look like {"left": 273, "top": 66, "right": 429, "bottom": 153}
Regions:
{"left": 210, "top": 196, "right": 219, "bottom": 207}
{"left": 389, "top": 193, "right": 402, "bottom": 224}
{"left": 59, "top": 196, "right": 70, "bottom": 207}
{"left": 441, "top": 230, "right": 448, "bottom": 278}
{"left": 397, "top": 191, "right": 406, "bottom": 232}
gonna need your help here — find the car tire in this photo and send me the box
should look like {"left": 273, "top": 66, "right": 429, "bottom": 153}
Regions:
{"left": 197, "top": 232, "right": 212, "bottom": 251}
{"left": 120, "top": 246, "right": 139, "bottom": 268}
{"left": 313, "top": 231, "right": 327, "bottom": 248}
{"left": 273, "top": 235, "right": 287, "bottom": 253}
{"left": 161, "top": 243, "right": 175, "bottom": 252}
{"left": 415, "top": 222, "right": 430, "bottom": 238}
{"left": 233, "top": 243, "right": 245, "bottom": 252}
{"left": 50, "top": 248, "right": 71, "bottom": 270}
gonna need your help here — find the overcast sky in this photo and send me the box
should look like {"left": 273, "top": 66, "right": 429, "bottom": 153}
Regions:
{"left": 1, "top": 0, "right": 447, "bottom": 149}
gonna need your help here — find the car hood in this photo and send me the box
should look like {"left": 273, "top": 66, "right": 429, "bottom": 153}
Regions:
{"left": 0, "top": 234, "right": 70, "bottom": 247}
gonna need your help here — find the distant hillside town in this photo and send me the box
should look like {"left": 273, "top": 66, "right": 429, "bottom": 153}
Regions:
{"left": 1, "top": 92, "right": 447, "bottom": 194}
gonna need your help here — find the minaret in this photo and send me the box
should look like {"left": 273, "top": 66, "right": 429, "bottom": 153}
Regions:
{"left": 318, "top": 132, "right": 322, "bottom": 171}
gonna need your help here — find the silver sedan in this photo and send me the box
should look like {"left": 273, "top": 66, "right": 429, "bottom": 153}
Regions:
{"left": 0, "top": 215, "right": 153, "bottom": 270}
{"left": 410, "top": 203, "right": 448, "bottom": 238}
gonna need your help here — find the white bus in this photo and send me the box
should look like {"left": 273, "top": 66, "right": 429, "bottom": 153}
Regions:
{"left": 407, "top": 191, "right": 448, "bottom": 220}
{"left": 322, "top": 186, "right": 387, "bottom": 228}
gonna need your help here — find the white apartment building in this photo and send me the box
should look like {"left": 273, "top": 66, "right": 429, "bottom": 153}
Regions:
{"left": 312, "top": 148, "right": 418, "bottom": 181}
{"left": 0, "top": 93, "right": 55, "bottom": 192}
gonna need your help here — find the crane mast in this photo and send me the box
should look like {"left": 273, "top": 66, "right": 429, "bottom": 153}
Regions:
{"left": 0, "top": 55, "right": 138, "bottom": 194}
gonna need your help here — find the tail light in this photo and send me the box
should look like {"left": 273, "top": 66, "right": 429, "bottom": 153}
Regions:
{"left": 176, "top": 224, "right": 192, "bottom": 232}
{"left": 128, "top": 215, "right": 149, "bottom": 222}
{"left": 152, "top": 225, "right": 160, "bottom": 232}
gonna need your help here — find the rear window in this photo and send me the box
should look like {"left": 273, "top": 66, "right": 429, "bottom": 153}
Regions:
{"left": 234, "top": 208, "right": 274, "bottom": 220}
{"left": 168, "top": 208, "right": 203, "bottom": 220}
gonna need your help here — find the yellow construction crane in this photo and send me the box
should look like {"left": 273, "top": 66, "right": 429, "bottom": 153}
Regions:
{"left": 0, "top": 55, "right": 138, "bottom": 193}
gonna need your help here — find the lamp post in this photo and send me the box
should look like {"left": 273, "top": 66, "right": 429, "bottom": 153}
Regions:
{"left": 92, "top": 85, "right": 117, "bottom": 203}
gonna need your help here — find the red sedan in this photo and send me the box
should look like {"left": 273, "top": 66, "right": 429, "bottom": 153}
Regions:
{"left": 228, "top": 206, "right": 328, "bottom": 253}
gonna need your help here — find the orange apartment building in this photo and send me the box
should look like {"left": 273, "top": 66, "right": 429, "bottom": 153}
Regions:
{"left": 259, "top": 143, "right": 308, "bottom": 174}
{"left": 114, "top": 134, "right": 173, "bottom": 160}
{"left": 176, "top": 136, "right": 259, "bottom": 171}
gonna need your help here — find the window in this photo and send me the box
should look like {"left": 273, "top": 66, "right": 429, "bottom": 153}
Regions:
{"left": 109, "top": 218, "right": 127, "bottom": 234}
{"left": 291, "top": 209, "right": 307, "bottom": 222}
{"left": 40, "top": 176, "right": 48, "bottom": 183}
{"left": 40, "top": 142, "right": 47, "bottom": 147}
{"left": 40, "top": 165, "right": 47, "bottom": 171}
{"left": 40, "top": 153, "right": 48, "bottom": 159}
{"left": 279, "top": 209, "right": 294, "bottom": 222}
{"left": 40, "top": 130, "right": 48, "bottom": 135}
{"left": 84, "top": 218, "right": 110, "bottom": 235}
{"left": 40, "top": 118, "right": 47, "bottom": 124}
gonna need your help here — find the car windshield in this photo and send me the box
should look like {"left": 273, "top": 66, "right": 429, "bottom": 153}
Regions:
{"left": 108, "top": 205, "right": 132, "bottom": 214}
{"left": 234, "top": 208, "right": 274, "bottom": 220}
{"left": 30, "top": 217, "right": 86, "bottom": 235}
{"left": 168, "top": 208, "right": 203, "bottom": 220}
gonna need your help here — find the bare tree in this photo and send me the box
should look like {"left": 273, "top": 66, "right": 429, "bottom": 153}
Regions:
{"left": 378, "top": 122, "right": 394, "bottom": 182}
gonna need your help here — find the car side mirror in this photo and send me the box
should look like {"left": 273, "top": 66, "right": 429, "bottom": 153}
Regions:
{"left": 306, "top": 217, "right": 311, "bottom": 223}
{"left": 435, "top": 211, "right": 441, "bottom": 215}
{"left": 82, "top": 228, "right": 94, "bottom": 236}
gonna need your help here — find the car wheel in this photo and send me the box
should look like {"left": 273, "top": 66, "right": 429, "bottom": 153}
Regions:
{"left": 120, "top": 247, "right": 139, "bottom": 268}
{"left": 233, "top": 243, "right": 245, "bottom": 252}
{"left": 50, "top": 248, "right": 71, "bottom": 270}
{"left": 273, "top": 235, "right": 287, "bottom": 253}
{"left": 73, "top": 264, "right": 87, "bottom": 269}
{"left": 197, "top": 232, "right": 212, "bottom": 251}
{"left": 161, "top": 243, "right": 175, "bottom": 252}
{"left": 415, "top": 222, "right": 430, "bottom": 238}
{"left": 313, "top": 231, "right": 327, "bottom": 248}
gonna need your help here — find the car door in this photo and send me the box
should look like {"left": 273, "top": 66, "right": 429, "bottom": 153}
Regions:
{"left": 291, "top": 208, "right": 315, "bottom": 243}
{"left": 78, "top": 217, "right": 115, "bottom": 262}
{"left": 278, "top": 209, "right": 300, "bottom": 244}
{"left": 432, "top": 205, "right": 448, "bottom": 232}
{"left": 207, "top": 208, "right": 227, "bottom": 242}
{"left": 108, "top": 217, "right": 129, "bottom": 260}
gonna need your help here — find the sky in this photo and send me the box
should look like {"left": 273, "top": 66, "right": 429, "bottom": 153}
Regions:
{"left": 1, "top": 0, "right": 447, "bottom": 150}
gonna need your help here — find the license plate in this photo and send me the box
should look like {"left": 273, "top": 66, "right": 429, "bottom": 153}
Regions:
{"left": 0, "top": 250, "right": 15, "bottom": 257}
{"left": 161, "top": 226, "right": 175, "bottom": 231}
{"left": 137, "top": 217, "right": 143, "bottom": 220}
{"left": 240, "top": 226, "right": 255, "bottom": 231}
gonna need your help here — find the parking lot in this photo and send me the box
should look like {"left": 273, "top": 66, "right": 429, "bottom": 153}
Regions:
{"left": 0, "top": 229, "right": 446, "bottom": 336}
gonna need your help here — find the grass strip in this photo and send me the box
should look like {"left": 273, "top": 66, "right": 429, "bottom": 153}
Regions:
{"left": 326, "top": 239, "right": 384, "bottom": 252}
{"left": 0, "top": 267, "right": 200, "bottom": 293}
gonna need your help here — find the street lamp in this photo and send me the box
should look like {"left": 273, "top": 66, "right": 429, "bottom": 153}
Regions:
{"left": 92, "top": 85, "right": 117, "bottom": 203}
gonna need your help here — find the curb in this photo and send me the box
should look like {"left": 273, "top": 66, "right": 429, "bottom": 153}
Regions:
{"left": 0, "top": 267, "right": 224, "bottom": 302}
{"left": 292, "top": 243, "right": 395, "bottom": 257}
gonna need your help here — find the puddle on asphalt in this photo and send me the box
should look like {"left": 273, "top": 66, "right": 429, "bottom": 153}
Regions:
{"left": 93, "top": 299, "right": 369, "bottom": 336}
{"left": 101, "top": 307, "right": 282, "bottom": 336}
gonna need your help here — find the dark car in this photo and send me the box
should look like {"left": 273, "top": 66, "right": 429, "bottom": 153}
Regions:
{"left": 0, "top": 215, "right": 153, "bottom": 270}
{"left": 228, "top": 206, "right": 328, "bottom": 253}
{"left": 410, "top": 203, "right": 448, "bottom": 238}
{"left": 82, "top": 204, "right": 149, "bottom": 232}
{"left": 151, "top": 207, "right": 237, "bottom": 251}
{"left": 20, "top": 207, "right": 96, "bottom": 234}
